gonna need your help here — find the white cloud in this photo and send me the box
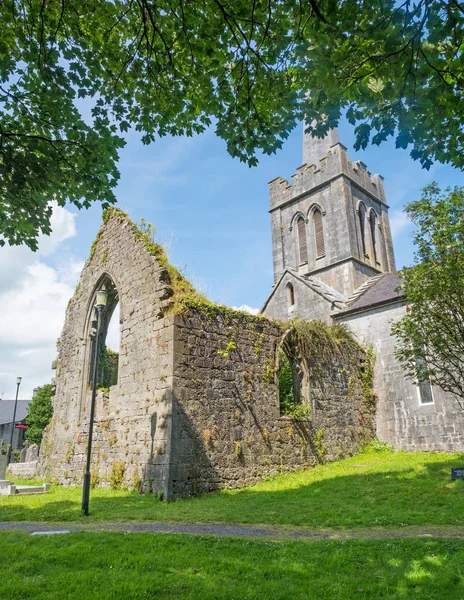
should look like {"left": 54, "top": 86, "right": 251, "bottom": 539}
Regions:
{"left": 0, "top": 204, "right": 83, "bottom": 399}
{"left": 389, "top": 210, "right": 411, "bottom": 237}
{"left": 232, "top": 304, "right": 260, "bottom": 316}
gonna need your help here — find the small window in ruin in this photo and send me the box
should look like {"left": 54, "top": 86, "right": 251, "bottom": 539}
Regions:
{"left": 278, "top": 348, "right": 310, "bottom": 417}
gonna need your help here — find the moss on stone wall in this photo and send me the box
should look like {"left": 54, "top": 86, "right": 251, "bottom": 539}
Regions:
{"left": 89, "top": 208, "right": 279, "bottom": 328}
{"left": 291, "top": 319, "right": 361, "bottom": 366}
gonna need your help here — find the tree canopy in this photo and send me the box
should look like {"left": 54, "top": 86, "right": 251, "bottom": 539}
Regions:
{"left": 1, "top": 0, "right": 463, "bottom": 249}
{"left": 392, "top": 184, "right": 464, "bottom": 410}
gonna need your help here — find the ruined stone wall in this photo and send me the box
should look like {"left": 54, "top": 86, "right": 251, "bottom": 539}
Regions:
{"left": 165, "top": 308, "right": 374, "bottom": 498}
{"left": 38, "top": 211, "right": 177, "bottom": 498}
{"left": 38, "top": 209, "right": 374, "bottom": 499}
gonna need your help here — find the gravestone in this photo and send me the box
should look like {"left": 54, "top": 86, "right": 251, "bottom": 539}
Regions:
{"left": 26, "top": 444, "right": 39, "bottom": 463}
{"left": 20, "top": 446, "right": 28, "bottom": 463}
{"left": 0, "top": 443, "right": 8, "bottom": 480}
{"left": 8, "top": 443, "right": 40, "bottom": 479}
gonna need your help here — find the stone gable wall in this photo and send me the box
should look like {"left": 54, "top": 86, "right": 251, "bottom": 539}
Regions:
{"left": 38, "top": 211, "right": 176, "bottom": 497}
{"left": 262, "top": 272, "right": 339, "bottom": 324}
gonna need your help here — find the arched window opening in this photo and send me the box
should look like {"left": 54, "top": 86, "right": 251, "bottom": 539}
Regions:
{"left": 296, "top": 217, "right": 308, "bottom": 264}
{"left": 101, "top": 302, "right": 120, "bottom": 388}
{"left": 287, "top": 283, "right": 295, "bottom": 308}
{"left": 358, "top": 203, "right": 367, "bottom": 256}
{"left": 313, "top": 209, "right": 325, "bottom": 258}
{"left": 277, "top": 335, "right": 311, "bottom": 418}
{"left": 278, "top": 349, "right": 302, "bottom": 415}
{"left": 88, "top": 278, "right": 120, "bottom": 391}
{"left": 370, "top": 210, "right": 378, "bottom": 263}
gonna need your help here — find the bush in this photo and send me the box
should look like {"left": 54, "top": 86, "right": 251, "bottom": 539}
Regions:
{"left": 26, "top": 384, "right": 54, "bottom": 445}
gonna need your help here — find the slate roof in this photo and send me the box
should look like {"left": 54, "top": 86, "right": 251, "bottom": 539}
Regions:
{"left": 337, "top": 273, "right": 405, "bottom": 316}
{"left": 0, "top": 400, "right": 31, "bottom": 425}
{"left": 301, "top": 274, "right": 346, "bottom": 308}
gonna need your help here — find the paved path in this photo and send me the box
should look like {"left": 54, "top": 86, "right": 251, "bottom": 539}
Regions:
{"left": 1, "top": 522, "right": 463, "bottom": 540}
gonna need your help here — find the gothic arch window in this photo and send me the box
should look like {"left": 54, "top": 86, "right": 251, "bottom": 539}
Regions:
{"left": 312, "top": 208, "right": 325, "bottom": 258}
{"left": 369, "top": 209, "right": 378, "bottom": 263}
{"left": 358, "top": 202, "right": 367, "bottom": 256}
{"left": 80, "top": 273, "right": 121, "bottom": 417}
{"left": 87, "top": 278, "right": 120, "bottom": 390}
{"left": 296, "top": 216, "right": 308, "bottom": 264}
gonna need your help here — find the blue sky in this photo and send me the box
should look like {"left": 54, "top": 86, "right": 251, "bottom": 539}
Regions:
{"left": 66, "top": 117, "right": 463, "bottom": 305}
{"left": 1, "top": 118, "right": 463, "bottom": 398}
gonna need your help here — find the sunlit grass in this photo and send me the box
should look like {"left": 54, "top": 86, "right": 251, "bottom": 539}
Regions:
{"left": 2, "top": 447, "right": 463, "bottom": 528}
{"left": 0, "top": 532, "right": 463, "bottom": 600}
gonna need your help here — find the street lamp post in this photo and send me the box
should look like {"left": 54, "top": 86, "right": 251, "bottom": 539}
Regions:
{"left": 8, "top": 377, "right": 22, "bottom": 464}
{"left": 82, "top": 289, "right": 108, "bottom": 516}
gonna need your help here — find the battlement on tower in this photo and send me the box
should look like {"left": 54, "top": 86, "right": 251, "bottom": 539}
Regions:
{"left": 269, "top": 143, "right": 386, "bottom": 211}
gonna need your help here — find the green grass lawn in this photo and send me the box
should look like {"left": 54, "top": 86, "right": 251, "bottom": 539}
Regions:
{"left": 1, "top": 532, "right": 463, "bottom": 600}
{"left": 2, "top": 447, "right": 464, "bottom": 528}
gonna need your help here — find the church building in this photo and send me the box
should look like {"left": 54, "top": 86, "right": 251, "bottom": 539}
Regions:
{"left": 262, "top": 127, "right": 464, "bottom": 452}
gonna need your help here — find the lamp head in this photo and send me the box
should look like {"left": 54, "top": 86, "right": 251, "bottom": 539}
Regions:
{"left": 95, "top": 289, "right": 108, "bottom": 310}
{"left": 16, "top": 377, "right": 22, "bottom": 385}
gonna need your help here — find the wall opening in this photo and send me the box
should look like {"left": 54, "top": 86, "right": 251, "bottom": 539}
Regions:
{"left": 278, "top": 348, "right": 301, "bottom": 414}
{"left": 86, "top": 275, "right": 120, "bottom": 393}
{"left": 99, "top": 302, "right": 120, "bottom": 389}
{"left": 277, "top": 333, "right": 310, "bottom": 418}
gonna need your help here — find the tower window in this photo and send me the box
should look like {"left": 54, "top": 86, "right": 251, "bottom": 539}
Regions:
{"left": 358, "top": 203, "right": 367, "bottom": 256}
{"left": 297, "top": 217, "right": 308, "bottom": 264}
{"left": 370, "top": 210, "right": 378, "bottom": 263}
{"left": 313, "top": 209, "right": 325, "bottom": 258}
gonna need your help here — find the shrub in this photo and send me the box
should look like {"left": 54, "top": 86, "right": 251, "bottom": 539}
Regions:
{"left": 26, "top": 384, "right": 54, "bottom": 445}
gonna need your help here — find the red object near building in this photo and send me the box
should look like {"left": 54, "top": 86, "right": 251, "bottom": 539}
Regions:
{"left": 14, "top": 424, "right": 28, "bottom": 429}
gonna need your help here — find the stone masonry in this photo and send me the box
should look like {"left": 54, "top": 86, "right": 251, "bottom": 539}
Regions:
{"left": 268, "top": 140, "right": 396, "bottom": 299}
{"left": 336, "top": 302, "right": 464, "bottom": 452}
{"left": 39, "top": 209, "right": 374, "bottom": 499}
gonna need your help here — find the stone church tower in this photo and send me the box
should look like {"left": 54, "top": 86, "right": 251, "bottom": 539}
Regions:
{"left": 263, "top": 126, "right": 464, "bottom": 454}
{"left": 262, "top": 125, "right": 397, "bottom": 322}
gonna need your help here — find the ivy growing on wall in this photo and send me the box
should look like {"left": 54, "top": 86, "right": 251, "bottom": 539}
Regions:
{"left": 277, "top": 320, "right": 374, "bottom": 419}
{"left": 99, "top": 346, "right": 119, "bottom": 390}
